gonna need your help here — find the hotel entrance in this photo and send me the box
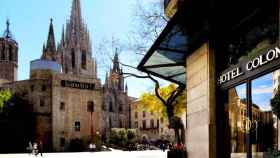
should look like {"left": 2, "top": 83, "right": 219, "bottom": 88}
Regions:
{"left": 225, "top": 72, "right": 280, "bottom": 158}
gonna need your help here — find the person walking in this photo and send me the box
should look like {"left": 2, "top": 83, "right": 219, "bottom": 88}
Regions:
{"left": 39, "top": 141, "right": 43, "bottom": 157}
{"left": 32, "top": 142, "right": 39, "bottom": 156}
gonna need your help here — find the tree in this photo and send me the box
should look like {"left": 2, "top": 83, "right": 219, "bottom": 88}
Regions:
{"left": 138, "top": 84, "right": 186, "bottom": 144}
{"left": 0, "top": 90, "right": 12, "bottom": 113}
{"left": 271, "top": 86, "right": 280, "bottom": 118}
{"left": 0, "top": 90, "right": 34, "bottom": 153}
{"left": 94, "top": 0, "right": 186, "bottom": 145}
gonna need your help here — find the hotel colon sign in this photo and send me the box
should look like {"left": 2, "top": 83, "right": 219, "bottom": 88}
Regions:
{"left": 138, "top": 0, "right": 279, "bottom": 157}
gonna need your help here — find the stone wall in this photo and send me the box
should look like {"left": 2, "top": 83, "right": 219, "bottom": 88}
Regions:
{"left": 51, "top": 73, "right": 102, "bottom": 151}
{"left": 186, "top": 43, "right": 216, "bottom": 158}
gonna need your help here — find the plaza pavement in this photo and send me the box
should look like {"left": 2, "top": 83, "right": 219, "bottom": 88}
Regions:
{"left": 0, "top": 150, "right": 167, "bottom": 158}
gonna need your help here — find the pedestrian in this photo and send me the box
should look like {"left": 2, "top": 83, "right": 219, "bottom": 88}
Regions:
{"left": 39, "top": 141, "right": 43, "bottom": 157}
{"left": 32, "top": 142, "right": 39, "bottom": 156}
{"left": 89, "top": 143, "right": 93, "bottom": 151}
{"left": 92, "top": 143, "right": 96, "bottom": 151}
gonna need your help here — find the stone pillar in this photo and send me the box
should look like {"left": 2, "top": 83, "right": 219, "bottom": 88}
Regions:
{"left": 186, "top": 43, "right": 216, "bottom": 158}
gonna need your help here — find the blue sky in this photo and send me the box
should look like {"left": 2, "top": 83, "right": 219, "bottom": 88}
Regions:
{"left": 0, "top": 0, "right": 164, "bottom": 98}
{"left": 236, "top": 73, "right": 273, "bottom": 111}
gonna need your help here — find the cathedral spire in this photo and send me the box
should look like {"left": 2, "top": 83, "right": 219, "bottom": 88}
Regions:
{"left": 46, "top": 18, "right": 56, "bottom": 52}
{"left": 70, "top": 0, "right": 82, "bottom": 34}
{"left": 125, "top": 83, "right": 128, "bottom": 93}
{"left": 112, "top": 49, "right": 120, "bottom": 72}
{"left": 3, "top": 19, "right": 13, "bottom": 39}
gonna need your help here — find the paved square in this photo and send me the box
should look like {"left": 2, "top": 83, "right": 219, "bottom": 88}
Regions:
{"left": 0, "top": 150, "right": 167, "bottom": 158}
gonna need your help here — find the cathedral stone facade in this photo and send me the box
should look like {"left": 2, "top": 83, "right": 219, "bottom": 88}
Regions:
{"left": 0, "top": 0, "right": 130, "bottom": 152}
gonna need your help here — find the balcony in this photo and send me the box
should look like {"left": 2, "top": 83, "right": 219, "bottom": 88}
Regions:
{"left": 164, "top": 0, "right": 184, "bottom": 18}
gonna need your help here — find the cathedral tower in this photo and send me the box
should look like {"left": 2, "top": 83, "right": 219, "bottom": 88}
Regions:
{"left": 105, "top": 51, "right": 125, "bottom": 91}
{"left": 57, "top": 0, "right": 97, "bottom": 77}
{"left": 0, "top": 20, "right": 18, "bottom": 82}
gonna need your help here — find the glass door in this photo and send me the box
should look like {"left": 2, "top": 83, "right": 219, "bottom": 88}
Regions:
{"left": 251, "top": 73, "right": 279, "bottom": 158}
{"left": 225, "top": 83, "right": 248, "bottom": 158}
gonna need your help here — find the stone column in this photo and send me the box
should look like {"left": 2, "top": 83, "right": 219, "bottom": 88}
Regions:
{"left": 186, "top": 43, "right": 216, "bottom": 158}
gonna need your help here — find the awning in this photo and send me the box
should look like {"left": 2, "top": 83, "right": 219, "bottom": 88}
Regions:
{"left": 137, "top": 12, "right": 187, "bottom": 86}
{"left": 137, "top": 5, "right": 209, "bottom": 86}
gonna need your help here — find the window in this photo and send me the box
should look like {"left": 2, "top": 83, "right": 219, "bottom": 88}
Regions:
{"left": 143, "top": 111, "right": 146, "bottom": 118}
{"left": 150, "top": 119, "right": 154, "bottom": 128}
{"left": 157, "top": 119, "right": 159, "bottom": 128}
{"left": 109, "top": 118, "right": 112, "bottom": 129}
{"left": 1, "top": 46, "right": 5, "bottom": 60}
{"left": 142, "top": 120, "right": 146, "bottom": 129}
{"left": 87, "top": 101, "right": 94, "bottom": 112}
{"left": 134, "top": 121, "right": 138, "bottom": 128}
{"left": 102, "top": 103, "right": 106, "bottom": 111}
{"left": 71, "top": 49, "right": 75, "bottom": 68}
{"left": 161, "top": 128, "right": 163, "bottom": 133}
{"left": 134, "top": 112, "right": 138, "bottom": 119}
{"left": 40, "top": 99, "right": 44, "bottom": 107}
{"left": 160, "top": 117, "right": 164, "bottom": 123}
{"left": 119, "top": 105, "right": 123, "bottom": 112}
{"left": 109, "top": 100, "right": 113, "bottom": 112}
{"left": 119, "top": 120, "right": 122, "bottom": 128}
{"left": 74, "top": 121, "right": 80, "bottom": 131}
{"left": 42, "top": 85, "right": 46, "bottom": 91}
{"left": 60, "top": 102, "right": 65, "bottom": 111}
{"left": 9, "top": 45, "right": 12, "bottom": 61}
{"left": 81, "top": 51, "right": 86, "bottom": 69}
{"left": 30, "top": 85, "right": 34, "bottom": 92}
{"left": 60, "top": 137, "right": 65, "bottom": 147}
{"left": 151, "top": 111, "right": 154, "bottom": 115}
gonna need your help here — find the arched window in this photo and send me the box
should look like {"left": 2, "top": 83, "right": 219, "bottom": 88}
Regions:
{"left": 87, "top": 101, "right": 94, "bottom": 112}
{"left": 109, "top": 100, "right": 113, "bottom": 112}
{"left": 9, "top": 45, "right": 13, "bottom": 61}
{"left": 71, "top": 49, "right": 75, "bottom": 68}
{"left": 81, "top": 50, "right": 86, "bottom": 69}
{"left": 119, "top": 120, "right": 122, "bottom": 128}
{"left": 1, "top": 46, "right": 5, "bottom": 60}
{"left": 119, "top": 104, "right": 123, "bottom": 112}
{"left": 109, "top": 117, "right": 112, "bottom": 129}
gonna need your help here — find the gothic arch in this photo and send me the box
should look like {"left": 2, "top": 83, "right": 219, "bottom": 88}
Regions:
{"left": 71, "top": 48, "right": 75, "bottom": 68}
{"left": 81, "top": 50, "right": 86, "bottom": 69}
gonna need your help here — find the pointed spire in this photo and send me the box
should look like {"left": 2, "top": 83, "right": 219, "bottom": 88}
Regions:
{"left": 46, "top": 18, "right": 56, "bottom": 52}
{"left": 70, "top": 0, "right": 82, "bottom": 33}
{"left": 42, "top": 43, "right": 46, "bottom": 52}
{"left": 3, "top": 19, "right": 13, "bottom": 39}
{"left": 125, "top": 83, "right": 128, "bottom": 93}
{"left": 113, "top": 48, "right": 120, "bottom": 72}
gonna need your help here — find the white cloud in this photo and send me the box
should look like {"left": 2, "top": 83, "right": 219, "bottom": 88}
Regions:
{"left": 252, "top": 87, "right": 273, "bottom": 95}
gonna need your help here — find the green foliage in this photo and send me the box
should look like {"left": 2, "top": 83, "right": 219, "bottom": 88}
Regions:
{"left": 109, "top": 128, "right": 139, "bottom": 147}
{"left": 271, "top": 86, "right": 280, "bottom": 118}
{"left": 0, "top": 90, "right": 12, "bottom": 112}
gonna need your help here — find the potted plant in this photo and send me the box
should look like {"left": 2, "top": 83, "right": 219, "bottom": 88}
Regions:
{"left": 167, "top": 143, "right": 187, "bottom": 158}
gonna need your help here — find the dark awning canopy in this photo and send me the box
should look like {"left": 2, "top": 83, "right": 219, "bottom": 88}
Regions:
{"left": 137, "top": 5, "right": 209, "bottom": 86}
{"left": 137, "top": 12, "right": 188, "bottom": 86}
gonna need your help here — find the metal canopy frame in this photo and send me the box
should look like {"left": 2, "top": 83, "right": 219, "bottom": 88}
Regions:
{"left": 137, "top": 11, "right": 187, "bottom": 86}
{"left": 137, "top": 5, "right": 209, "bottom": 87}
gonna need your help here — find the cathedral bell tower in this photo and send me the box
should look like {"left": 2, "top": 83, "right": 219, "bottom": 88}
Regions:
{"left": 0, "top": 20, "right": 18, "bottom": 82}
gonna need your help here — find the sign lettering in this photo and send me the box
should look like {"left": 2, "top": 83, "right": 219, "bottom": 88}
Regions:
{"left": 61, "top": 80, "right": 95, "bottom": 90}
{"left": 219, "top": 45, "right": 280, "bottom": 89}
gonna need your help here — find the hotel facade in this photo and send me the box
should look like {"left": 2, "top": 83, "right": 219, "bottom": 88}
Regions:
{"left": 138, "top": 0, "right": 279, "bottom": 158}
